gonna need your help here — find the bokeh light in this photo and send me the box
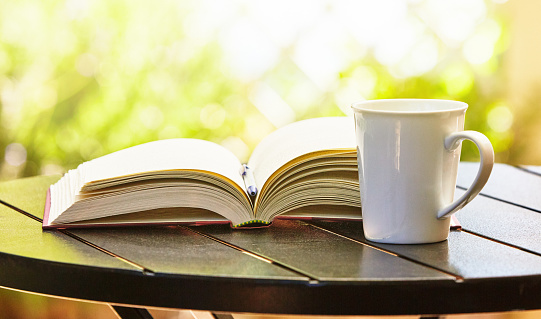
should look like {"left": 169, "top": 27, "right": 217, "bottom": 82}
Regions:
{"left": 488, "top": 105, "right": 513, "bottom": 133}
{"left": 0, "top": 0, "right": 516, "bottom": 180}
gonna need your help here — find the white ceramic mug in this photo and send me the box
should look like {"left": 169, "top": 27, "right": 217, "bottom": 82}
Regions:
{"left": 352, "top": 99, "right": 494, "bottom": 244}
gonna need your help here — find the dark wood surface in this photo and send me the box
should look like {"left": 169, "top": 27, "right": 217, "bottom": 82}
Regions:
{"left": 0, "top": 163, "right": 540, "bottom": 316}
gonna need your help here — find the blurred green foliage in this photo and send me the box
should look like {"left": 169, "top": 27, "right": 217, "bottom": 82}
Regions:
{"left": 0, "top": 0, "right": 513, "bottom": 180}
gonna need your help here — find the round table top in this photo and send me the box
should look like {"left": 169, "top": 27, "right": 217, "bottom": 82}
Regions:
{"left": 1, "top": 163, "right": 541, "bottom": 316}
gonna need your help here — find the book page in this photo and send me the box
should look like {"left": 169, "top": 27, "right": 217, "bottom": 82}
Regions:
{"left": 47, "top": 139, "right": 249, "bottom": 225}
{"left": 248, "top": 117, "right": 356, "bottom": 192}
{"left": 55, "top": 207, "right": 229, "bottom": 226}
{"left": 80, "top": 139, "right": 245, "bottom": 192}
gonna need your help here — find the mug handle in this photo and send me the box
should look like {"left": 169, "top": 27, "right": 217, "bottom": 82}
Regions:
{"left": 437, "top": 131, "right": 494, "bottom": 220}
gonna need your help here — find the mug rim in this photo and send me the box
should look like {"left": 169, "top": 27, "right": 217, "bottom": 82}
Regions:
{"left": 351, "top": 99, "right": 468, "bottom": 114}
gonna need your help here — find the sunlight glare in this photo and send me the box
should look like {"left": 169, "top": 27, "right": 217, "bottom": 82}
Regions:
{"left": 220, "top": 18, "right": 280, "bottom": 81}
{"left": 421, "top": 0, "right": 486, "bottom": 47}
{"left": 249, "top": 83, "right": 295, "bottom": 128}
{"left": 463, "top": 19, "right": 501, "bottom": 65}
{"left": 293, "top": 16, "right": 350, "bottom": 91}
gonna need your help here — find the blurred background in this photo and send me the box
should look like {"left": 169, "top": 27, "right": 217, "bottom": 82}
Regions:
{"left": 1, "top": 0, "right": 541, "bottom": 317}
{"left": 3, "top": 0, "right": 541, "bottom": 182}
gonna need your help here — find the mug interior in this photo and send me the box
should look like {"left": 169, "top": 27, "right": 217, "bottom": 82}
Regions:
{"left": 351, "top": 99, "right": 467, "bottom": 114}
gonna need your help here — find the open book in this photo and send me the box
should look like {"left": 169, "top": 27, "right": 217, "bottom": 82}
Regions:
{"left": 43, "top": 117, "right": 361, "bottom": 229}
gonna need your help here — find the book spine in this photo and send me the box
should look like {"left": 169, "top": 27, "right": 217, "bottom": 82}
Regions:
{"left": 232, "top": 220, "right": 271, "bottom": 228}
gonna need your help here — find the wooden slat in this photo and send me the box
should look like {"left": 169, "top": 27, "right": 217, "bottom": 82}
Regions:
{"left": 191, "top": 220, "right": 454, "bottom": 282}
{"left": 519, "top": 165, "right": 541, "bottom": 176}
{"left": 69, "top": 226, "right": 306, "bottom": 280}
{"left": 455, "top": 188, "right": 541, "bottom": 255}
{"left": 310, "top": 220, "right": 541, "bottom": 279}
{"left": 0, "top": 175, "right": 60, "bottom": 220}
{"left": 0, "top": 203, "right": 135, "bottom": 270}
{"left": 457, "top": 163, "right": 541, "bottom": 212}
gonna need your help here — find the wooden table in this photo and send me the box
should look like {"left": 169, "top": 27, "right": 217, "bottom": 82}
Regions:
{"left": 0, "top": 163, "right": 541, "bottom": 319}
